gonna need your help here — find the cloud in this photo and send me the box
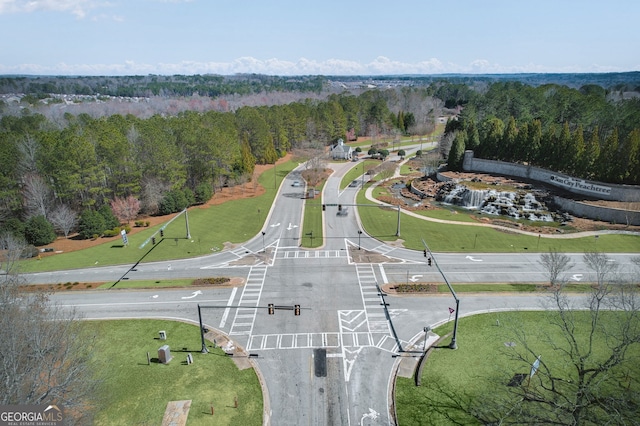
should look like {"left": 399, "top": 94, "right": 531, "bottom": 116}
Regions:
{"left": 0, "top": 0, "right": 107, "bottom": 18}
{"left": 0, "top": 57, "right": 636, "bottom": 76}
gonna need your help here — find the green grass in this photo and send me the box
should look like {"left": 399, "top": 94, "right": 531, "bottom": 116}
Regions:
{"left": 356, "top": 184, "right": 640, "bottom": 252}
{"left": 301, "top": 183, "right": 325, "bottom": 248}
{"left": 340, "top": 159, "right": 378, "bottom": 190}
{"left": 86, "top": 319, "right": 262, "bottom": 425}
{"left": 19, "top": 161, "right": 298, "bottom": 273}
{"left": 395, "top": 311, "right": 639, "bottom": 425}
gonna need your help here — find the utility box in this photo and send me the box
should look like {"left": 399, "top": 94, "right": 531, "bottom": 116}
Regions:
{"left": 159, "top": 330, "right": 166, "bottom": 340}
{"left": 158, "top": 345, "right": 172, "bottom": 364}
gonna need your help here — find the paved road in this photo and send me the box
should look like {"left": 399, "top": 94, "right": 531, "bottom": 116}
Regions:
{"left": 34, "top": 158, "right": 639, "bottom": 425}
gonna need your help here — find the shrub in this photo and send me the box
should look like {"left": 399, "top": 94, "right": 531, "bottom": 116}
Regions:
{"left": 78, "top": 209, "right": 106, "bottom": 240}
{"left": 99, "top": 205, "right": 120, "bottom": 229}
{"left": 195, "top": 182, "right": 213, "bottom": 205}
{"left": 24, "top": 215, "right": 56, "bottom": 246}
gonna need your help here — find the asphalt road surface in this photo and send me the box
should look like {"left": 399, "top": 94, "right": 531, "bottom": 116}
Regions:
{"left": 34, "top": 158, "right": 639, "bottom": 425}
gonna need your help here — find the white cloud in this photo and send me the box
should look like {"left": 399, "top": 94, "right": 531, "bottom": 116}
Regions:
{"left": 0, "top": 57, "right": 636, "bottom": 76}
{"left": 0, "top": 0, "right": 107, "bottom": 18}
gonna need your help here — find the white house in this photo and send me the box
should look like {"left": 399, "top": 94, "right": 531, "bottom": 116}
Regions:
{"left": 330, "top": 139, "right": 353, "bottom": 160}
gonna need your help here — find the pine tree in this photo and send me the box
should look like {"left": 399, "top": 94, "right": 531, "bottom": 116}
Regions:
{"left": 583, "top": 127, "right": 600, "bottom": 180}
{"left": 447, "top": 131, "right": 467, "bottom": 171}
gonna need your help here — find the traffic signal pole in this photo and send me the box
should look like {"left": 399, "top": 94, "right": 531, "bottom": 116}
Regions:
{"left": 422, "top": 238, "right": 459, "bottom": 349}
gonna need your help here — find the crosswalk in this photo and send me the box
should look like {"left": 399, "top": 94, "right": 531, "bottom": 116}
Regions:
{"left": 277, "top": 249, "right": 346, "bottom": 260}
{"left": 228, "top": 265, "right": 267, "bottom": 336}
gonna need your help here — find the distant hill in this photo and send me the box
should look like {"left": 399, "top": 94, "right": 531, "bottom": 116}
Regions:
{"left": 1, "top": 72, "right": 638, "bottom": 98}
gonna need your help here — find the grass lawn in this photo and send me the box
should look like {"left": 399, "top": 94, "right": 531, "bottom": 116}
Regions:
{"left": 356, "top": 185, "right": 640, "bottom": 253}
{"left": 395, "top": 311, "right": 639, "bottom": 425}
{"left": 301, "top": 183, "right": 325, "bottom": 248}
{"left": 340, "top": 159, "right": 378, "bottom": 190}
{"left": 87, "top": 319, "right": 262, "bottom": 425}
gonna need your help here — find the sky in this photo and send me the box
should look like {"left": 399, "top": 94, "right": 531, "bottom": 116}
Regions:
{"left": 0, "top": 0, "right": 639, "bottom": 76}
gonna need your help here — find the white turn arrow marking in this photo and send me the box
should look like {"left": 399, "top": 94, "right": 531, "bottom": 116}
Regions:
{"left": 287, "top": 223, "right": 299, "bottom": 230}
{"left": 151, "top": 295, "right": 158, "bottom": 299}
{"left": 409, "top": 275, "right": 422, "bottom": 282}
{"left": 466, "top": 256, "right": 483, "bottom": 262}
{"left": 270, "top": 223, "right": 281, "bottom": 227}
{"left": 571, "top": 274, "right": 583, "bottom": 281}
{"left": 181, "top": 290, "right": 203, "bottom": 299}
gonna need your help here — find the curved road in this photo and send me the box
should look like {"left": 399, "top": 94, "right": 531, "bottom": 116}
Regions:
{"left": 33, "top": 153, "right": 639, "bottom": 425}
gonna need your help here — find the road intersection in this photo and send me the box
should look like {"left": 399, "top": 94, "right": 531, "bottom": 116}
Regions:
{"left": 32, "top": 156, "right": 639, "bottom": 425}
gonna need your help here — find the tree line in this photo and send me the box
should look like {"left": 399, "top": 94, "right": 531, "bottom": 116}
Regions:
{"left": 0, "top": 89, "right": 435, "bottom": 247}
{"left": 445, "top": 81, "right": 640, "bottom": 185}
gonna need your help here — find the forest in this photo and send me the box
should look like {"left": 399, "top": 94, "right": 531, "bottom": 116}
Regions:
{"left": 444, "top": 81, "right": 640, "bottom": 186}
{"left": 0, "top": 74, "right": 639, "bottom": 248}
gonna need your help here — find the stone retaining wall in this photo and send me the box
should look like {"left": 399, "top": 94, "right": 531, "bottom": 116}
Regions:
{"left": 462, "top": 150, "right": 640, "bottom": 225}
{"left": 463, "top": 151, "right": 639, "bottom": 202}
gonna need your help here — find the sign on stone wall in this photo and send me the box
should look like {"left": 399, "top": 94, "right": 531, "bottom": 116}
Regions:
{"left": 549, "top": 175, "right": 612, "bottom": 195}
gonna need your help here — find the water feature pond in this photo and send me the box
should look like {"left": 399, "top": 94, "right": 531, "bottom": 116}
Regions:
{"left": 437, "top": 182, "right": 558, "bottom": 222}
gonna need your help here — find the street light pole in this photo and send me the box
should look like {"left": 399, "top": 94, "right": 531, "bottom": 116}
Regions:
{"left": 262, "top": 231, "right": 266, "bottom": 253}
{"left": 358, "top": 230, "right": 362, "bottom": 250}
{"left": 422, "top": 238, "right": 459, "bottom": 349}
{"left": 197, "top": 304, "right": 208, "bottom": 354}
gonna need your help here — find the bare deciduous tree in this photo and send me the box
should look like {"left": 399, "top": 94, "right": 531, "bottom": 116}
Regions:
{"left": 377, "top": 161, "right": 397, "bottom": 182}
{"left": 49, "top": 204, "right": 78, "bottom": 238}
{"left": 0, "top": 235, "right": 99, "bottom": 424}
{"left": 22, "top": 174, "right": 52, "bottom": 219}
{"left": 140, "top": 177, "right": 169, "bottom": 215}
{"left": 539, "top": 250, "right": 574, "bottom": 287}
{"left": 421, "top": 252, "right": 640, "bottom": 425}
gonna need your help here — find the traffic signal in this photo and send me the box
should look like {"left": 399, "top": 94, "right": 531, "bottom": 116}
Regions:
{"left": 160, "top": 229, "right": 164, "bottom": 237}
{"left": 423, "top": 250, "right": 427, "bottom": 257}
{"left": 428, "top": 257, "right": 432, "bottom": 266}
{"left": 294, "top": 304, "right": 300, "bottom": 316}
{"left": 268, "top": 303, "right": 275, "bottom": 315}
{"left": 338, "top": 204, "right": 342, "bottom": 211}
{"left": 152, "top": 237, "right": 156, "bottom": 245}
{"left": 322, "top": 204, "right": 326, "bottom": 211}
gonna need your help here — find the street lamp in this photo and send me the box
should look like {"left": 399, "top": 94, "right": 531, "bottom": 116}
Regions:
{"left": 261, "top": 231, "right": 266, "bottom": 253}
{"left": 358, "top": 230, "right": 362, "bottom": 250}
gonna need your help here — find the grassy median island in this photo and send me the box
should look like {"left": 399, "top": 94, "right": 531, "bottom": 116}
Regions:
{"left": 395, "top": 311, "right": 640, "bottom": 425}
{"left": 86, "top": 319, "right": 262, "bottom": 426}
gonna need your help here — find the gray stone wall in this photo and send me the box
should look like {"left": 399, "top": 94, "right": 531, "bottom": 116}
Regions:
{"left": 463, "top": 151, "right": 639, "bottom": 202}
{"left": 553, "top": 197, "right": 640, "bottom": 226}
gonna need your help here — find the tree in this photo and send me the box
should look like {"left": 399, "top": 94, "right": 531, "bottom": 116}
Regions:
{"left": 110, "top": 196, "right": 140, "bottom": 224}
{"left": 49, "top": 204, "right": 78, "bottom": 238}
{"left": 24, "top": 214, "right": 56, "bottom": 246}
{"left": 78, "top": 209, "right": 106, "bottom": 239}
{"left": 98, "top": 204, "right": 120, "bottom": 229}
{"left": 425, "top": 252, "right": 640, "bottom": 425}
{"left": 538, "top": 250, "right": 574, "bottom": 287}
{"left": 447, "top": 131, "right": 467, "bottom": 171}
{"left": 22, "top": 174, "right": 52, "bottom": 219}
{"left": 0, "top": 234, "right": 99, "bottom": 424}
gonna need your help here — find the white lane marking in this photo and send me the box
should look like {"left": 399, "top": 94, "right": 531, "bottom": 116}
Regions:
{"left": 378, "top": 264, "right": 388, "bottom": 284}
{"left": 181, "top": 290, "right": 202, "bottom": 299}
{"left": 219, "top": 287, "right": 238, "bottom": 328}
{"left": 465, "top": 256, "right": 483, "bottom": 262}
